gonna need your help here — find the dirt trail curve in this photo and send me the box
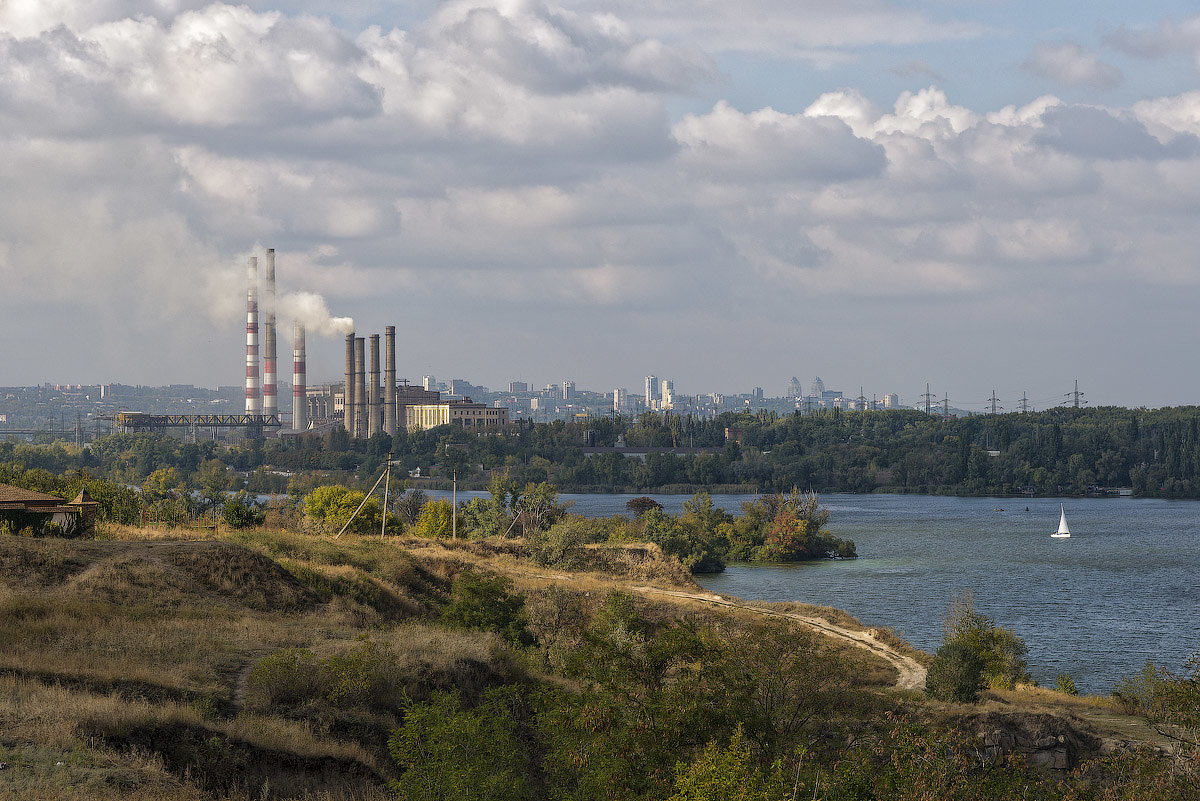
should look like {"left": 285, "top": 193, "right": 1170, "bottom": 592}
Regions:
{"left": 632, "top": 586, "right": 928, "bottom": 692}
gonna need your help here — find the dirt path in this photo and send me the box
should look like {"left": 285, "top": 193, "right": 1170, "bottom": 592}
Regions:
{"left": 632, "top": 586, "right": 928, "bottom": 691}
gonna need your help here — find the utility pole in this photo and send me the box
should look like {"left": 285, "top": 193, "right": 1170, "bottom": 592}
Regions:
{"left": 1019, "top": 392, "right": 1030, "bottom": 414}
{"left": 452, "top": 469, "right": 457, "bottom": 540}
{"left": 855, "top": 387, "right": 868, "bottom": 412}
{"left": 872, "top": 393, "right": 878, "bottom": 411}
{"left": 380, "top": 451, "right": 392, "bottom": 539}
{"left": 989, "top": 390, "right": 1002, "bottom": 415}
{"left": 942, "top": 392, "right": 950, "bottom": 419}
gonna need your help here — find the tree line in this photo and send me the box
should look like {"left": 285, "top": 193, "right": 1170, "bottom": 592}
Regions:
{"left": 8, "top": 404, "right": 1200, "bottom": 498}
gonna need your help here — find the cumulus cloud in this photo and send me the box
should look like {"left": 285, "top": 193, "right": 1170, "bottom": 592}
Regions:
{"left": 4, "top": 1, "right": 1200, "bottom": 402}
{"left": 1023, "top": 40, "right": 1123, "bottom": 89}
{"left": 673, "top": 101, "right": 886, "bottom": 182}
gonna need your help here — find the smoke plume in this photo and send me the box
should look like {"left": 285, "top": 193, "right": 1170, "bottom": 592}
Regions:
{"left": 277, "top": 291, "right": 354, "bottom": 337}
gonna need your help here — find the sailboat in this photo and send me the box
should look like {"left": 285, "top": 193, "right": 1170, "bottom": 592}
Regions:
{"left": 1051, "top": 504, "right": 1071, "bottom": 538}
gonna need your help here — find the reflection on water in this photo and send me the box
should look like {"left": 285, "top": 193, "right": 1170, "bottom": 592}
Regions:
{"left": 423, "top": 490, "right": 1200, "bottom": 694}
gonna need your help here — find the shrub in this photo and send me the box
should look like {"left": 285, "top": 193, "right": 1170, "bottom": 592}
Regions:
{"left": 221, "top": 491, "right": 265, "bottom": 529}
{"left": 389, "top": 687, "right": 530, "bottom": 801}
{"left": 1112, "top": 661, "right": 1164, "bottom": 716}
{"left": 926, "top": 640, "right": 985, "bottom": 703}
{"left": 941, "top": 591, "right": 1031, "bottom": 691}
{"left": 247, "top": 647, "right": 325, "bottom": 709}
{"left": 626, "top": 496, "right": 663, "bottom": 517}
{"left": 1055, "top": 673, "right": 1078, "bottom": 696}
{"left": 441, "top": 571, "right": 535, "bottom": 648}
{"left": 414, "top": 499, "right": 454, "bottom": 538}
{"left": 528, "top": 518, "right": 589, "bottom": 568}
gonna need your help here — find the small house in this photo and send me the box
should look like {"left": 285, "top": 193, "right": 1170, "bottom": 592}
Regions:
{"left": 0, "top": 483, "right": 97, "bottom": 535}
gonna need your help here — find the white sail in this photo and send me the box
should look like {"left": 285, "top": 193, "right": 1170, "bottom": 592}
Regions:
{"left": 1052, "top": 504, "right": 1071, "bottom": 538}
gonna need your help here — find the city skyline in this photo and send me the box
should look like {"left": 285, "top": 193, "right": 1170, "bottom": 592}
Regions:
{"left": 4, "top": 2, "right": 1200, "bottom": 407}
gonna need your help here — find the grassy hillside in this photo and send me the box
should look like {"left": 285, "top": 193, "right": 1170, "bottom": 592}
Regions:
{"left": 0, "top": 523, "right": 1194, "bottom": 800}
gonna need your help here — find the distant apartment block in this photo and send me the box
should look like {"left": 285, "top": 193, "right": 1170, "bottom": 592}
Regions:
{"left": 509, "top": 381, "right": 528, "bottom": 393}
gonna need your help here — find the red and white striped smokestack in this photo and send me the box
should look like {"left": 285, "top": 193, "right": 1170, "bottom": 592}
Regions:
{"left": 262, "top": 248, "right": 278, "bottom": 418}
{"left": 292, "top": 322, "right": 307, "bottom": 431}
{"left": 244, "top": 256, "right": 261, "bottom": 415}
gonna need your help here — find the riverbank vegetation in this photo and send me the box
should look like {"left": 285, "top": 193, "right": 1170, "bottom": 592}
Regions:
{"left": 1, "top": 511, "right": 1197, "bottom": 800}
{"left": 0, "top": 460, "right": 854, "bottom": 572}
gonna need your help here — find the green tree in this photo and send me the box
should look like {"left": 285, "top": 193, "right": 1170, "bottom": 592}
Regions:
{"left": 194, "top": 458, "right": 229, "bottom": 516}
{"left": 441, "top": 571, "right": 535, "bottom": 648}
{"left": 668, "top": 729, "right": 785, "bottom": 801}
{"left": 414, "top": 498, "right": 454, "bottom": 538}
{"left": 513, "top": 481, "right": 569, "bottom": 535}
{"left": 926, "top": 640, "right": 986, "bottom": 703}
{"left": 389, "top": 687, "right": 530, "bottom": 801}
{"left": 304, "top": 484, "right": 383, "bottom": 535}
{"left": 222, "top": 490, "right": 265, "bottom": 529}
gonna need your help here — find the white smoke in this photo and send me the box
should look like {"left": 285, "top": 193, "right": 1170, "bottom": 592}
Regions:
{"left": 277, "top": 291, "right": 354, "bottom": 337}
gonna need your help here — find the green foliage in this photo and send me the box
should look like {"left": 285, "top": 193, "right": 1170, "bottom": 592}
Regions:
{"left": 247, "top": 647, "right": 323, "bottom": 708}
{"left": 1146, "top": 653, "right": 1200, "bottom": 749}
{"left": 668, "top": 729, "right": 787, "bottom": 801}
{"left": 221, "top": 491, "right": 265, "bottom": 529}
{"left": 389, "top": 687, "right": 530, "bottom": 801}
{"left": 1056, "top": 673, "right": 1079, "bottom": 696}
{"left": 1113, "top": 661, "right": 1165, "bottom": 716}
{"left": 636, "top": 505, "right": 727, "bottom": 574}
{"left": 413, "top": 498, "right": 453, "bottom": 538}
{"left": 939, "top": 591, "right": 1031, "bottom": 693}
{"left": 527, "top": 518, "right": 590, "bottom": 568}
{"left": 441, "top": 571, "right": 535, "bottom": 648}
{"left": 513, "top": 481, "right": 570, "bottom": 534}
{"left": 247, "top": 638, "right": 405, "bottom": 712}
{"left": 303, "top": 483, "right": 385, "bottom": 535}
{"left": 926, "top": 640, "right": 986, "bottom": 703}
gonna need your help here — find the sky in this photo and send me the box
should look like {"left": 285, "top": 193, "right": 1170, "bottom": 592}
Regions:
{"left": 3, "top": 1, "right": 1200, "bottom": 411}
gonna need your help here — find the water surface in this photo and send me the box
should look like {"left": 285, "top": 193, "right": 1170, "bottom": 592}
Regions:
{"left": 426, "top": 490, "right": 1199, "bottom": 693}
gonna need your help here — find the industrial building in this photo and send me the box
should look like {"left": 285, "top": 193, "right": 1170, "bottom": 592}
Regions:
{"left": 406, "top": 399, "right": 509, "bottom": 432}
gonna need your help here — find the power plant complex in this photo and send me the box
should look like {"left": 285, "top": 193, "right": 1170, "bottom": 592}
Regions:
{"left": 239, "top": 249, "right": 507, "bottom": 438}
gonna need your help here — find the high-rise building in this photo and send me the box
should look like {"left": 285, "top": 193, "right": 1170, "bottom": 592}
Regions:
{"left": 613, "top": 388, "right": 627, "bottom": 412}
{"left": 509, "top": 381, "right": 528, "bottom": 393}
{"left": 644, "top": 375, "right": 658, "bottom": 405}
{"left": 661, "top": 379, "right": 674, "bottom": 409}
{"left": 883, "top": 393, "right": 900, "bottom": 409}
{"left": 787, "top": 377, "right": 802, "bottom": 397}
{"left": 422, "top": 375, "right": 436, "bottom": 392}
{"left": 563, "top": 381, "right": 576, "bottom": 402}
{"left": 810, "top": 377, "right": 826, "bottom": 397}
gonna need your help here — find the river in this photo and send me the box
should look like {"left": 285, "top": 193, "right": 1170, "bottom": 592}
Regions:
{"left": 424, "top": 490, "right": 1200, "bottom": 694}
